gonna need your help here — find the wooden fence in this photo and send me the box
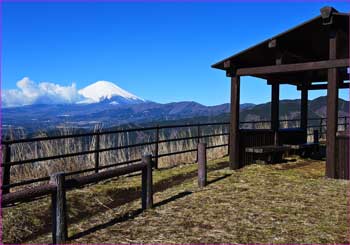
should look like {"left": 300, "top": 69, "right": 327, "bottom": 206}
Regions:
{"left": 1, "top": 117, "right": 349, "bottom": 193}
{"left": 1, "top": 117, "right": 349, "bottom": 243}
{"left": 1, "top": 122, "right": 230, "bottom": 194}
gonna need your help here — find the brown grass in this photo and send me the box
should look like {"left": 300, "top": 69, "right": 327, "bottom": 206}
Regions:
{"left": 7, "top": 126, "right": 228, "bottom": 190}
{"left": 3, "top": 156, "right": 349, "bottom": 244}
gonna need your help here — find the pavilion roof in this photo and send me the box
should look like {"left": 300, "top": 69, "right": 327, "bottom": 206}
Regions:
{"left": 212, "top": 7, "right": 349, "bottom": 84}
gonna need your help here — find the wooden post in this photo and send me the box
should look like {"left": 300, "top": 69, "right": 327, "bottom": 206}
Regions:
{"left": 319, "top": 118, "right": 323, "bottom": 139}
{"left": 313, "top": 130, "right": 319, "bottom": 144}
{"left": 229, "top": 75, "right": 240, "bottom": 170}
{"left": 197, "top": 143, "right": 207, "bottom": 188}
{"left": 50, "top": 172, "right": 67, "bottom": 244}
{"left": 141, "top": 154, "right": 153, "bottom": 209}
{"left": 94, "top": 133, "right": 100, "bottom": 173}
{"left": 2, "top": 144, "right": 11, "bottom": 194}
{"left": 154, "top": 125, "right": 159, "bottom": 169}
{"left": 300, "top": 85, "right": 308, "bottom": 131}
{"left": 196, "top": 124, "right": 201, "bottom": 162}
{"left": 227, "top": 132, "right": 230, "bottom": 156}
{"left": 271, "top": 82, "right": 280, "bottom": 145}
{"left": 326, "top": 29, "right": 339, "bottom": 178}
{"left": 345, "top": 116, "right": 348, "bottom": 130}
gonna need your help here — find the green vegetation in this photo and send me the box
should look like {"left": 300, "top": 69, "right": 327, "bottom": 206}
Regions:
{"left": 3, "top": 156, "right": 348, "bottom": 244}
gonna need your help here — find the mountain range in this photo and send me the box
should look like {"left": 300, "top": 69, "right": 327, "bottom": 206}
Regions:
{"left": 2, "top": 81, "right": 349, "bottom": 135}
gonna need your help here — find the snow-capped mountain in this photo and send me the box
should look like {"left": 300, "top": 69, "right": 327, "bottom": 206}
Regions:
{"left": 78, "top": 81, "right": 145, "bottom": 105}
{"left": 1, "top": 78, "right": 146, "bottom": 108}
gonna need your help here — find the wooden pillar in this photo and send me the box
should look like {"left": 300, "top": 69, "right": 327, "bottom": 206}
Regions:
{"left": 229, "top": 75, "right": 240, "bottom": 170}
{"left": 326, "top": 30, "right": 340, "bottom": 178}
{"left": 271, "top": 82, "right": 280, "bottom": 145}
{"left": 300, "top": 86, "right": 308, "bottom": 130}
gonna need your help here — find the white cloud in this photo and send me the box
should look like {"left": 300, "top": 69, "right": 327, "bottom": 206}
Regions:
{"left": 2, "top": 77, "right": 82, "bottom": 107}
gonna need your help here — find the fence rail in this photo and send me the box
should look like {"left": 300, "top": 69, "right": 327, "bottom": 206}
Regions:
{"left": 1, "top": 116, "right": 348, "bottom": 193}
{"left": 1, "top": 116, "right": 349, "bottom": 243}
{"left": 1, "top": 122, "right": 230, "bottom": 193}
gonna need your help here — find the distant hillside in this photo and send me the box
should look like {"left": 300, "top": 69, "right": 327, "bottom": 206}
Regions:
{"left": 240, "top": 97, "right": 349, "bottom": 122}
{"left": 2, "top": 96, "right": 348, "bottom": 136}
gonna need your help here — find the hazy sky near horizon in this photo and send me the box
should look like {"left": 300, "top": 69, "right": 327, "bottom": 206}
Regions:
{"left": 2, "top": 1, "right": 350, "bottom": 106}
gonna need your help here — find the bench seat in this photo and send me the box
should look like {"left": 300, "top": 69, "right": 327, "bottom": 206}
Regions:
{"left": 245, "top": 145, "right": 290, "bottom": 164}
{"left": 245, "top": 145, "right": 290, "bottom": 154}
{"left": 283, "top": 142, "right": 319, "bottom": 158}
{"left": 283, "top": 142, "right": 319, "bottom": 150}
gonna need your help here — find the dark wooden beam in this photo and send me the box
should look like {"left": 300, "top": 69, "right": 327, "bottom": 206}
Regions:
{"left": 297, "top": 82, "right": 350, "bottom": 90}
{"left": 271, "top": 82, "right": 279, "bottom": 145}
{"left": 267, "top": 80, "right": 300, "bottom": 86}
{"left": 326, "top": 29, "right": 340, "bottom": 179}
{"left": 236, "top": 58, "right": 349, "bottom": 76}
{"left": 300, "top": 85, "right": 308, "bottom": 130}
{"left": 229, "top": 75, "right": 240, "bottom": 170}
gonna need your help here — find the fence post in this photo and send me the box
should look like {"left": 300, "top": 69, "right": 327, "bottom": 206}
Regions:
{"left": 344, "top": 116, "right": 347, "bottom": 130}
{"left": 227, "top": 126, "right": 230, "bottom": 156}
{"left": 197, "top": 143, "right": 207, "bottom": 188}
{"left": 196, "top": 124, "right": 201, "bottom": 162}
{"left": 50, "top": 172, "right": 67, "bottom": 244}
{"left": 2, "top": 144, "right": 11, "bottom": 194}
{"left": 313, "top": 130, "right": 319, "bottom": 144}
{"left": 154, "top": 125, "right": 159, "bottom": 169}
{"left": 319, "top": 118, "right": 323, "bottom": 139}
{"left": 141, "top": 154, "right": 153, "bottom": 209}
{"left": 94, "top": 132, "right": 100, "bottom": 173}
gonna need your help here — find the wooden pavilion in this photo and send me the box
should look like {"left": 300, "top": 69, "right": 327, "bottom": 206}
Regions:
{"left": 212, "top": 6, "right": 349, "bottom": 179}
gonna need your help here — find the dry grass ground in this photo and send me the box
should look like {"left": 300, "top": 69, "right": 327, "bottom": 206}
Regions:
{"left": 3, "top": 156, "right": 349, "bottom": 244}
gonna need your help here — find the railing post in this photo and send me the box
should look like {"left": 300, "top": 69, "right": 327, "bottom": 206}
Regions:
{"left": 141, "top": 154, "right": 153, "bottom": 209}
{"left": 2, "top": 144, "right": 11, "bottom": 194}
{"left": 319, "top": 118, "right": 323, "bottom": 139}
{"left": 196, "top": 124, "right": 201, "bottom": 162}
{"left": 344, "top": 116, "right": 347, "bottom": 130}
{"left": 313, "top": 130, "right": 319, "bottom": 144}
{"left": 94, "top": 132, "right": 100, "bottom": 173}
{"left": 227, "top": 130, "right": 230, "bottom": 156}
{"left": 197, "top": 143, "right": 207, "bottom": 188}
{"left": 50, "top": 172, "right": 67, "bottom": 244}
{"left": 154, "top": 125, "right": 159, "bottom": 169}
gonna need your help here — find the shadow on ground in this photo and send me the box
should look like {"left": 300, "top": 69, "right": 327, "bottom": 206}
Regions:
{"left": 69, "top": 191, "right": 193, "bottom": 240}
{"left": 22, "top": 161, "right": 229, "bottom": 242}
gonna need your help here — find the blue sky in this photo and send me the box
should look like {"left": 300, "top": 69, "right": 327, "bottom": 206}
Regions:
{"left": 2, "top": 1, "right": 349, "bottom": 106}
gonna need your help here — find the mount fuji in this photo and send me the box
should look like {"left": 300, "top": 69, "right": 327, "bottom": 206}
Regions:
{"left": 78, "top": 81, "right": 145, "bottom": 105}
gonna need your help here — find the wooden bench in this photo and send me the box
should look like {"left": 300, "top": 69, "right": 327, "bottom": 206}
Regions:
{"left": 245, "top": 145, "right": 290, "bottom": 164}
{"left": 283, "top": 142, "right": 319, "bottom": 158}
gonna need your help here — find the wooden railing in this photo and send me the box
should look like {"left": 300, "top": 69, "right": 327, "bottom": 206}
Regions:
{"left": 2, "top": 154, "right": 154, "bottom": 244}
{"left": 1, "top": 117, "right": 349, "bottom": 243}
{"left": 1, "top": 117, "right": 349, "bottom": 193}
{"left": 1, "top": 122, "right": 230, "bottom": 194}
